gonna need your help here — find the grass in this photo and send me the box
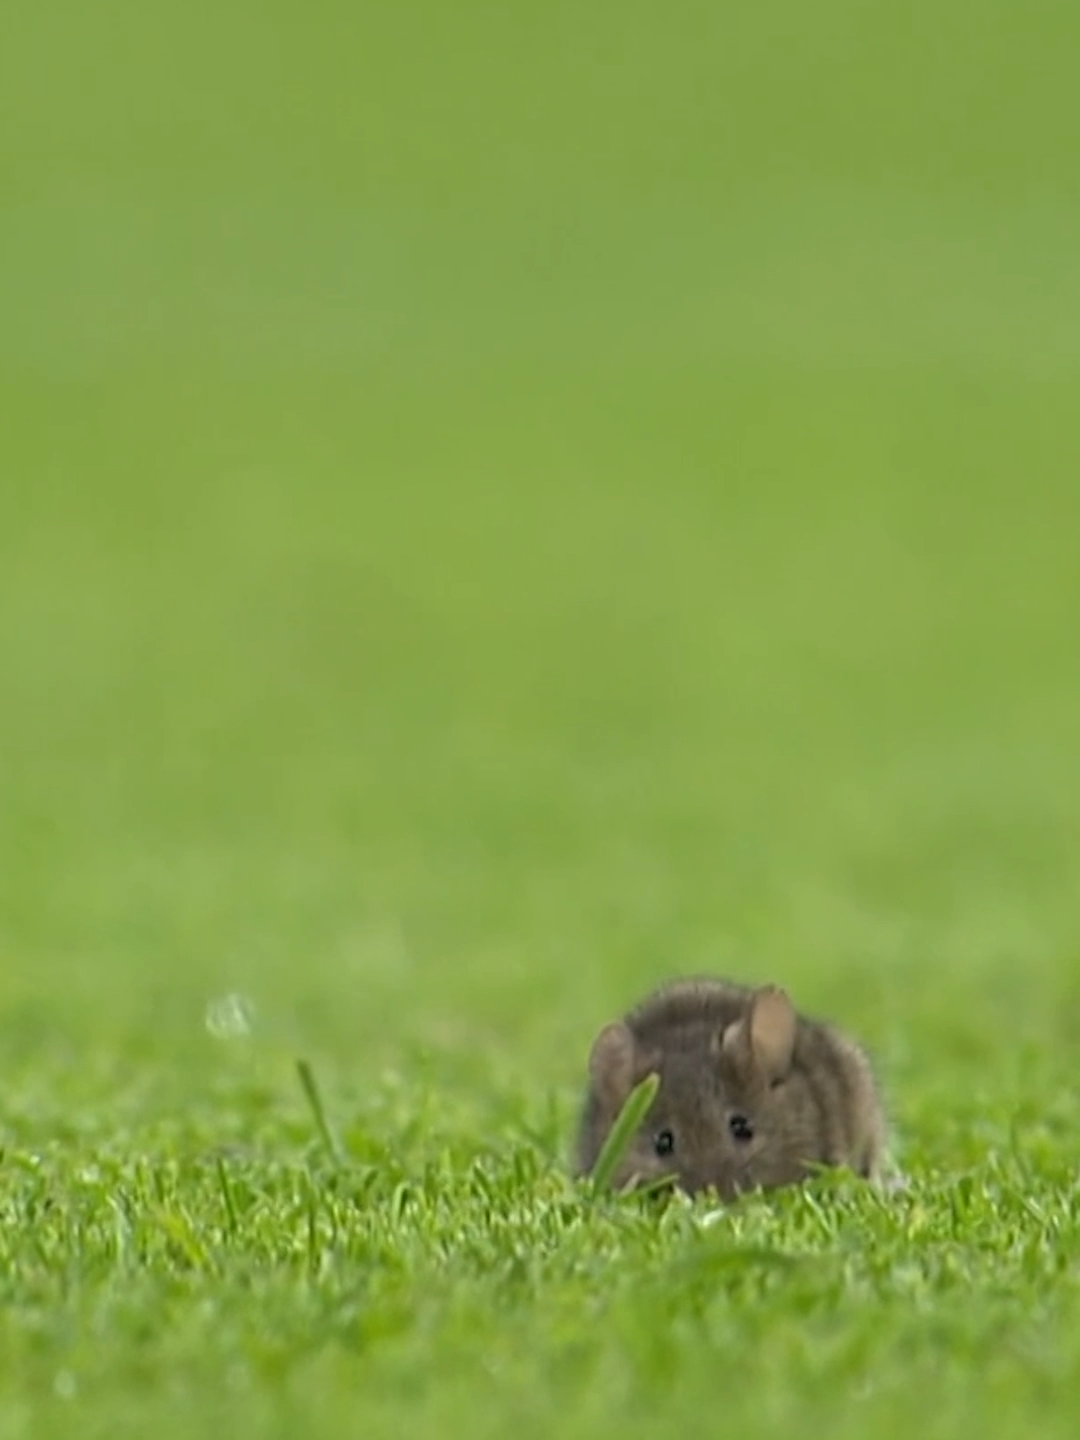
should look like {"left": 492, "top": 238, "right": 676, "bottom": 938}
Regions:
{"left": 3, "top": 1, "right": 1080, "bottom": 1436}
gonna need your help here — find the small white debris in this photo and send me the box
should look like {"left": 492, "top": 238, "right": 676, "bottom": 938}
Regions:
{"left": 205, "top": 993, "right": 255, "bottom": 1040}
{"left": 53, "top": 1371, "right": 77, "bottom": 1400}
{"left": 698, "top": 1208, "right": 728, "bottom": 1228}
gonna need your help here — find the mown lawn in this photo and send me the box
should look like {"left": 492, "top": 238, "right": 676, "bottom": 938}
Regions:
{"left": 2, "top": 3, "right": 1079, "bottom": 1437}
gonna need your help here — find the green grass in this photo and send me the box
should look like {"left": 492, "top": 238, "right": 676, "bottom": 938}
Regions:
{"left": 3, "top": 1, "right": 1080, "bottom": 1436}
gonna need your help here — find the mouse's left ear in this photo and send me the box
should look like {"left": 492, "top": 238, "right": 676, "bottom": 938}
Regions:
{"left": 719, "top": 985, "right": 796, "bottom": 1083}
{"left": 747, "top": 985, "right": 796, "bottom": 1082}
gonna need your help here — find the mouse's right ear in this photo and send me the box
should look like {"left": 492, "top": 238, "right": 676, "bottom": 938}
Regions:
{"left": 588, "top": 1022, "right": 637, "bottom": 1110}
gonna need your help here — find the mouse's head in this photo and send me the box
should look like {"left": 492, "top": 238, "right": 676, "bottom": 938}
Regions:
{"left": 583, "top": 985, "right": 823, "bottom": 1198}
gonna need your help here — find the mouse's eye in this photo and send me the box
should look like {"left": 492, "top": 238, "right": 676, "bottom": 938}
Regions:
{"left": 729, "top": 1114, "right": 754, "bottom": 1143}
{"left": 653, "top": 1129, "right": 675, "bottom": 1157}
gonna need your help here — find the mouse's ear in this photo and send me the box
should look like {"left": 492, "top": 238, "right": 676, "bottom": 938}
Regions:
{"left": 588, "top": 1022, "right": 637, "bottom": 1110}
{"left": 747, "top": 985, "right": 796, "bottom": 1082}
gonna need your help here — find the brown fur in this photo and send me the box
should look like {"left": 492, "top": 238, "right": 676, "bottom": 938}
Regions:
{"left": 574, "top": 977, "right": 886, "bottom": 1199}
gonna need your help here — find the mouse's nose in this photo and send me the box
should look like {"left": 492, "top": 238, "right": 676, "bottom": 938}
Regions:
{"left": 684, "top": 1164, "right": 737, "bottom": 1202}
{"left": 681, "top": 1166, "right": 714, "bottom": 1198}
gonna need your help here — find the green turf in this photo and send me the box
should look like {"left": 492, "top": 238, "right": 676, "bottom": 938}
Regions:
{"left": 3, "top": 1, "right": 1080, "bottom": 1436}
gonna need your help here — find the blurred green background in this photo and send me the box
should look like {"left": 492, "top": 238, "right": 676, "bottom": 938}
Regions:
{"left": 4, "top": 0, "right": 1079, "bottom": 1098}
{"left": 1, "top": 1, "right": 1079, "bottom": 1425}
{"left": 4, "top": 0, "right": 1080, "bottom": 1087}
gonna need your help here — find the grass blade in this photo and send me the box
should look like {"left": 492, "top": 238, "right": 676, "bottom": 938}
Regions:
{"left": 590, "top": 1072, "right": 661, "bottom": 1194}
{"left": 629, "top": 1171, "right": 679, "bottom": 1200}
{"left": 216, "top": 1156, "right": 239, "bottom": 1238}
{"left": 296, "top": 1058, "right": 342, "bottom": 1163}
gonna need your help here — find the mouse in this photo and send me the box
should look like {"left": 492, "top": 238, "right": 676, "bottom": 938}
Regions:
{"left": 574, "top": 976, "right": 887, "bottom": 1199}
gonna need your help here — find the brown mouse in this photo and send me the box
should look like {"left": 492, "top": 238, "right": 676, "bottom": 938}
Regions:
{"left": 574, "top": 976, "right": 886, "bottom": 1199}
